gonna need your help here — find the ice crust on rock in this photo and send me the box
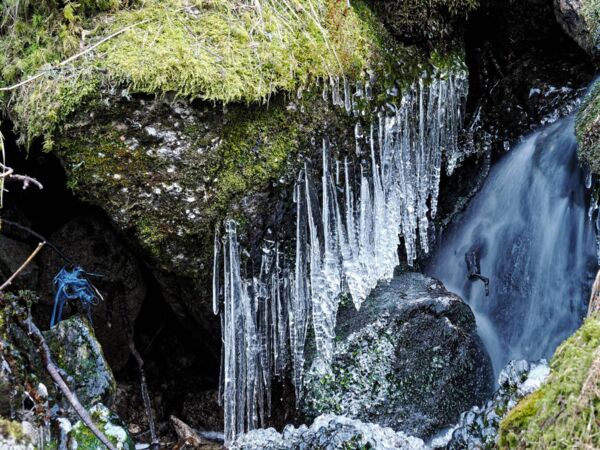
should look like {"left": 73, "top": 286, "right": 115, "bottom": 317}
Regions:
{"left": 232, "top": 414, "right": 426, "bottom": 450}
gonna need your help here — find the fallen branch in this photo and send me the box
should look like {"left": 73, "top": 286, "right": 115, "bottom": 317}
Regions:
{"left": 0, "top": 241, "right": 46, "bottom": 291}
{"left": 17, "top": 314, "right": 117, "bottom": 450}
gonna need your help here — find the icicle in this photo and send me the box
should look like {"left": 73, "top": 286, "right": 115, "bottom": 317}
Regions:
{"left": 212, "top": 71, "right": 469, "bottom": 445}
{"left": 212, "top": 226, "right": 221, "bottom": 315}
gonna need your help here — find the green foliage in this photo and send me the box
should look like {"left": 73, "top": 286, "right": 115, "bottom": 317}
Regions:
{"left": 499, "top": 315, "right": 600, "bottom": 448}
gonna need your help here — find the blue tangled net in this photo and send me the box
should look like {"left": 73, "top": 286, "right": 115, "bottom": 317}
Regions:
{"left": 50, "top": 266, "right": 100, "bottom": 328}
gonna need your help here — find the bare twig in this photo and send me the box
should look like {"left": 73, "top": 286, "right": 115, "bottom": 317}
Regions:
{"left": 0, "top": 20, "right": 150, "bottom": 93}
{"left": 17, "top": 315, "right": 117, "bottom": 450}
{"left": 0, "top": 241, "right": 46, "bottom": 291}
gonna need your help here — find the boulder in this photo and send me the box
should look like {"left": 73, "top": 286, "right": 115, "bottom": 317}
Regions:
{"left": 44, "top": 316, "right": 116, "bottom": 408}
{"left": 233, "top": 414, "right": 426, "bottom": 450}
{"left": 39, "top": 216, "right": 146, "bottom": 371}
{"left": 302, "top": 273, "right": 493, "bottom": 438}
{"left": 554, "top": 0, "right": 600, "bottom": 60}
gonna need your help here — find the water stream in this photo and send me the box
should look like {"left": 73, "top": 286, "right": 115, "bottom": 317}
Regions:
{"left": 427, "top": 117, "right": 597, "bottom": 376}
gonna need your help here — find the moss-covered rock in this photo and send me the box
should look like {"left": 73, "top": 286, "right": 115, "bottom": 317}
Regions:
{"left": 498, "top": 315, "right": 600, "bottom": 448}
{"left": 0, "top": 418, "right": 33, "bottom": 449}
{"left": 301, "top": 273, "right": 493, "bottom": 438}
{"left": 0, "top": 0, "right": 402, "bottom": 148}
{"left": 68, "top": 403, "right": 134, "bottom": 450}
{"left": 576, "top": 77, "right": 600, "bottom": 174}
{"left": 555, "top": 0, "right": 600, "bottom": 61}
{"left": 44, "top": 316, "right": 117, "bottom": 408}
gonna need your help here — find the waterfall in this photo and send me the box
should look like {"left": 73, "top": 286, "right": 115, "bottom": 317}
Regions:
{"left": 213, "top": 73, "right": 468, "bottom": 445}
{"left": 427, "top": 117, "right": 597, "bottom": 377}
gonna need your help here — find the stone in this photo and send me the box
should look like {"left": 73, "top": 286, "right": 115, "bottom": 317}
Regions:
{"left": 302, "top": 273, "right": 493, "bottom": 439}
{"left": 44, "top": 315, "right": 116, "bottom": 408}
{"left": 67, "top": 403, "right": 135, "bottom": 450}
{"left": 554, "top": 0, "right": 600, "bottom": 60}
{"left": 38, "top": 216, "right": 146, "bottom": 371}
{"left": 233, "top": 414, "right": 426, "bottom": 450}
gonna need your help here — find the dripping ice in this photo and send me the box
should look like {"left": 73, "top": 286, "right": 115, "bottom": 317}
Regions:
{"left": 212, "top": 73, "right": 468, "bottom": 445}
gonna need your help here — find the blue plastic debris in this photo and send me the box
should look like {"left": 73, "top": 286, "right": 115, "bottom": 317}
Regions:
{"left": 50, "top": 266, "right": 102, "bottom": 328}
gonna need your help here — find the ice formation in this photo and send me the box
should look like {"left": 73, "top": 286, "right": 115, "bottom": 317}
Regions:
{"left": 213, "top": 73, "right": 467, "bottom": 445}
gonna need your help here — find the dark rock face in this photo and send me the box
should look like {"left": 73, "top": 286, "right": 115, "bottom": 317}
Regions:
{"left": 38, "top": 216, "right": 146, "bottom": 371}
{"left": 554, "top": 0, "right": 600, "bottom": 60}
{"left": 0, "top": 235, "right": 39, "bottom": 291}
{"left": 464, "top": 0, "right": 594, "bottom": 156}
{"left": 302, "top": 273, "right": 493, "bottom": 439}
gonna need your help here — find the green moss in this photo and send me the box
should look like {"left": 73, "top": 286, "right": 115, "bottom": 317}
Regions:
{"left": 499, "top": 315, "right": 600, "bottom": 448}
{"left": 0, "top": 418, "right": 27, "bottom": 443}
{"left": 581, "top": 0, "right": 600, "bottom": 48}
{"left": 576, "top": 78, "right": 600, "bottom": 174}
{"left": 70, "top": 404, "right": 134, "bottom": 450}
{"left": 1, "top": 0, "right": 399, "bottom": 147}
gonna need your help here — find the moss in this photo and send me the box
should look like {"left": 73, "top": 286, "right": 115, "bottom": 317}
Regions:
{"left": 576, "top": 78, "right": 600, "bottom": 174}
{"left": 581, "top": 0, "right": 600, "bottom": 49}
{"left": 70, "top": 404, "right": 134, "bottom": 450}
{"left": 498, "top": 315, "right": 600, "bottom": 448}
{"left": 0, "top": 418, "right": 27, "bottom": 443}
{"left": 1, "top": 0, "right": 402, "bottom": 147}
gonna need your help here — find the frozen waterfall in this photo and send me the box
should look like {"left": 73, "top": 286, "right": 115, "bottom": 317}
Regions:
{"left": 213, "top": 73, "right": 468, "bottom": 445}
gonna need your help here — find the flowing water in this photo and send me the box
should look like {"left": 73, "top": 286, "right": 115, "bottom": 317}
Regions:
{"left": 427, "top": 117, "right": 597, "bottom": 376}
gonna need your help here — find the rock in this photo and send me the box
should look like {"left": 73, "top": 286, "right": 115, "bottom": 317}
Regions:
{"left": 0, "top": 418, "right": 34, "bottom": 450}
{"left": 44, "top": 315, "right": 116, "bottom": 408}
{"left": 447, "top": 359, "right": 550, "bottom": 449}
{"left": 39, "top": 216, "right": 146, "bottom": 371}
{"left": 233, "top": 414, "right": 426, "bottom": 450}
{"left": 67, "top": 403, "right": 134, "bottom": 450}
{"left": 0, "top": 234, "right": 39, "bottom": 291}
{"left": 554, "top": 0, "right": 600, "bottom": 60}
{"left": 302, "top": 273, "right": 493, "bottom": 439}
{"left": 370, "top": 0, "right": 477, "bottom": 44}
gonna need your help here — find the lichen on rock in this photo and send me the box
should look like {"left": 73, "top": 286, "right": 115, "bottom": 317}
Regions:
{"left": 44, "top": 315, "right": 117, "bottom": 408}
{"left": 68, "top": 403, "right": 134, "bottom": 450}
{"left": 301, "top": 273, "right": 493, "bottom": 439}
{"left": 576, "top": 77, "right": 600, "bottom": 174}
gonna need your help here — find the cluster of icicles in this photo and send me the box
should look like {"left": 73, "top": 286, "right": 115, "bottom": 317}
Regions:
{"left": 212, "top": 73, "right": 468, "bottom": 445}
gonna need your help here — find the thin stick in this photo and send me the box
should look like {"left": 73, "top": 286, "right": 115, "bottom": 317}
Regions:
{"left": 18, "top": 315, "right": 117, "bottom": 450}
{"left": 0, "top": 20, "right": 150, "bottom": 92}
{"left": 0, "top": 241, "right": 45, "bottom": 291}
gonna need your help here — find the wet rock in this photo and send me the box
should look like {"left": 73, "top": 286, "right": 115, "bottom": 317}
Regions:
{"left": 181, "top": 390, "right": 224, "bottom": 431}
{"left": 0, "top": 235, "right": 39, "bottom": 291}
{"left": 67, "top": 403, "right": 134, "bottom": 450}
{"left": 448, "top": 359, "right": 550, "bottom": 449}
{"left": 233, "top": 414, "right": 426, "bottom": 450}
{"left": 302, "top": 273, "right": 493, "bottom": 439}
{"left": 554, "top": 0, "right": 600, "bottom": 61}
{"left": 44, "top": 315, "right": 116, "bottom": 408}
{"left": 39, "top": 216, "right": 146, "bottom": 371}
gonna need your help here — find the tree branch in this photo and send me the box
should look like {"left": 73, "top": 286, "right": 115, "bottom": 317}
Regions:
{"left": 17, "top": 314, "right": 117, "bottom": 450}
{"left": 0, "top": 241, "right": 45, "bottom": 291}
